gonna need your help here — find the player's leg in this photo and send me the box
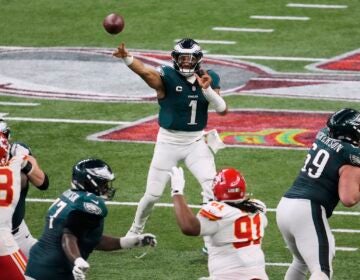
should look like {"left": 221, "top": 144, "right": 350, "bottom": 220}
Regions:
{"left": 276, "top": 198, "right": 308, "bottom": 280}
{"left": 13, "top": 220, "right": 37, "bottom": 258}
{"left": 184, "top": 139, "right": 216, "bottom": 203}
{"left": 304, "top": 202, "right": 334, "bottom": 279}
{"left": 0, "top": 250, "right": 27, "bottom": 280}
{"left": 127, "top": 142, "right": 180, "bottom": 236}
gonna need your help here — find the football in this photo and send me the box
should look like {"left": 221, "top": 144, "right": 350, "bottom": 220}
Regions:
{"left": 103, "top": 13, "right": 125, "bottom": 35}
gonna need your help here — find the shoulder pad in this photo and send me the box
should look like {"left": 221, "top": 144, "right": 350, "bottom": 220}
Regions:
{"left": 199, "top": 201, "right": 233, "bottom": 220}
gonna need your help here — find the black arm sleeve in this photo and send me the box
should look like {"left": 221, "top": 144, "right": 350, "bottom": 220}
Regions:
{"left": 63, "top": 210, "right": 102, "bottom": 238}
{"left": 36, "top": 173, "right": 49, "bottom": 190}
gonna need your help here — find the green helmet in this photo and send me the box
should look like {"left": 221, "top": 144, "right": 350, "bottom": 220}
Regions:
{"left": 72, "top": 158, "right": 116, "bottom": 200}
{"left": 327, "top": 108, "right": 360, "bottom": 145}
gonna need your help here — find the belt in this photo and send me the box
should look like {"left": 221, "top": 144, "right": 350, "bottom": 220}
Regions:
{"left": 12, "top": 227, "right": 19, "bottom": 234}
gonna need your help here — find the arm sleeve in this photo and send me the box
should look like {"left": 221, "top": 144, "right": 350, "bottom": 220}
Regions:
{"left": 63, "top": 210, "right": 102, "bottom": 237}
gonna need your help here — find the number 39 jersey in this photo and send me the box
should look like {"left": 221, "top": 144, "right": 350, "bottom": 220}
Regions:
{"left": 285, "top": 128, "right": 360, "bottom": 217}
{"left": 197, "top": 200, "right": 268, "bottom": 278}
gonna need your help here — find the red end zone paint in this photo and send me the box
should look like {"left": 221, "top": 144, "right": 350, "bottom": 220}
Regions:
{"left": 96, "top": 110, "right": 330, "bottom": 150}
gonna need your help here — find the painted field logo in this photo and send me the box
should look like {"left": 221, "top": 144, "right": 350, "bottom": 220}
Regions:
{"left": 88, "top": 110, "right": 331, "bottom": 150}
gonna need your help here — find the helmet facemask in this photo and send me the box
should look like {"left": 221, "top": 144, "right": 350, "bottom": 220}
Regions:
{"left": 171, "top": 38, "right": 203, "bottom": 77}
{"left": 0, "top": 134, "right": 9, "bottom": 166}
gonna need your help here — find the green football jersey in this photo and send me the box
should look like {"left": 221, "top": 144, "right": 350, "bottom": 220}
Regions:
{"left": 26, "top": 189, "right": 107, "bottom": 280}
{"left": 158, "top": 66, "right": 220, "bottom": 131}
{"left": 285, "top": 128, "right": 360, "bottom": 217}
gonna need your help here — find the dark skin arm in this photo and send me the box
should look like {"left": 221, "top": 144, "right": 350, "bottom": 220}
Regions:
{"left": 95, "top": 235, "right": 121, "bottom": 251}
{"left": 172, "top": 195, "right": 201, "bottom": 236}
{"left": 62, "top": 232, "right": 82, "bottom": 264}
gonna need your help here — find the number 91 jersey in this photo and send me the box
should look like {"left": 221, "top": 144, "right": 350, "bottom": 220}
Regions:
{"left": 285, "top": 128, "right": 360, "bottom": 217}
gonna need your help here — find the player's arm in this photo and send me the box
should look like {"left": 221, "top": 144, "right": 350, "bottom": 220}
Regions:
{"left": 195, "top": 71, "right": 227, "bottom": 116}
{"left": 96, "top": 233, "right": 157, "bottom": 250}
{"left": 338, "top": 165, "right": 360, "bottom": 207}
{"left": 113, "top": 43, "right": 165, "bottom": 97}
{"left": 169, "top": 166, "right": 201, "bottom": 236}
{"left": 22, "top": 155, "right": 49, "bottom": 190}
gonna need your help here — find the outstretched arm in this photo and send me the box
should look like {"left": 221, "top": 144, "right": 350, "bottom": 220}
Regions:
{"left": 169, "top": 167, "right": 201, "bottom": 236}
{"left": 339, "top": 165, "right": 360, "bottom": 207}
{"left": 113, "top": 43, "right": 165, "bottom": 98}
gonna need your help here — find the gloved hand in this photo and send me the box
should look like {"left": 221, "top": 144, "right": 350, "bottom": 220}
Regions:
{"left": 169, "top": 166, "right": 185, "bottom": 196}
{"left": 120, "top": 233, "right": 157, "bottom": 249}
{"left": 72, "top": 257, "right": 89, "bottom": 280}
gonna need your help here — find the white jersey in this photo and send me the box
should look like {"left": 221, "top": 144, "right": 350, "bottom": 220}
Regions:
{"left": 0, "top": 156, "right": 23, "bottom": 256}
{"left": 197, "top": 200, "right": 269, "bottom": 280}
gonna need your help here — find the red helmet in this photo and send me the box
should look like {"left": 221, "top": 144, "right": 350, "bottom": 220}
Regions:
{"left": 213, "top": 168, "right": 247, "bottom": 202}
{"left": 0, "top": 133, "right": 9, "bottom": 166}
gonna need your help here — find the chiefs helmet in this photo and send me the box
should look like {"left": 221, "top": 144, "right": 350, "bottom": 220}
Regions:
{"left": 0, "top": 119, "right": 10, "bottom": 139}
{"left": 71, "top": 158, "right": 116, "bottom": 200}
{"left": 213, "top": 168, "right": 247, "bottom": 202}
{"left": 171, "top": 38, "right": 203, "bottom": 77}
{"left": 327, "top": 108, "right": 360, "bottom": 146}
{"left": 0, "top": 134, "right": 9, "bottom": 166}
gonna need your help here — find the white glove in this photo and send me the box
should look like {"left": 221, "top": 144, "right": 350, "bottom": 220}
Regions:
{"left": 205, "top": 129, "right": 226, "bottom": 154}
{"left": 120, "top": 233, "right": 157, "bottom": 249}
{"left": 72, "top": 257, "right": 89, "bottom": 280}
{"left": 169, "top": 166, "right": 185, "bottom": 196}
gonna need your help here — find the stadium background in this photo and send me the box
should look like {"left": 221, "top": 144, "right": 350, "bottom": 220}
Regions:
{"left": 1, "top": 0, "right": 359, "bottom": 279}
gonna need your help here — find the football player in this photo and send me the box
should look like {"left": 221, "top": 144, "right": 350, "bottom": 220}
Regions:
{"left": 113, "top": 38, "right": 227, "bottom": 237}
{"left": 0, "top": 119, "right": 48, "bottom": 257}
{"left": 276, "top": 108, "right": 360, "bottom": 280}
{"left": 25, "top": 158, "right": 157, "bottom": 280}
{"left": 169, "top": 166, "right": 268, "bottom": 280}
{"left": 0, "top": 133, "right": 44, "bottom": 280}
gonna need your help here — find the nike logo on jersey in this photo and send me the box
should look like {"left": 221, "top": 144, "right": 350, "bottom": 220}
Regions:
{"left": 91, "top": 199, "right": 99, "bottom": 205}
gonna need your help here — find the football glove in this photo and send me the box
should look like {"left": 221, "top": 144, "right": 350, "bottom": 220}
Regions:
{"left": 72, "top": 257, "right": 89, "bottom": 280}
{"left": 169, "top": 166, "right": 185, "bottom": 196}
{"left": 120, "top": 233, "right": 157, "bottom": 249}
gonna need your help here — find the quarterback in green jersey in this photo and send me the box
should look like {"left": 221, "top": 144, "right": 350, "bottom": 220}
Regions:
{"left": 113, "top": 38, "right": 228, "bottom": 238}
{"left": 276, "top": 108, "right": 360, "bottom": 280}
{"left": 25, "top": 158, "right": 157, "bottom": 280}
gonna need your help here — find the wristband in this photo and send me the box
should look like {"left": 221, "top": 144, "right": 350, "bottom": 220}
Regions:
{"left": 22, "top": 161, "right": 33, "bottom": 175}
{"left": 123, "top": 56, "right": 134, "bottom": 66}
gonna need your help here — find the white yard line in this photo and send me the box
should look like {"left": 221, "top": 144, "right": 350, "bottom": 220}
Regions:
{"left": 335, "top": 247, "right": 358, "bottom": 252}
{"left": 1, "top": 116, "right": 130, "bottom": 125}
{"left": 287, "top": 3, "right": 348, "bottom": 9}
{"left": 251, "top": 15, "right": 310, "bottom": 21}
{"left": 0, "top": 102, "right": 40, "bottom": 106}
{"left": 211, "top": 54, "right": 325, "bottom": 62}
{"left": 332, "top": 229, "right": 360, "bottom": 234}
{"left": 212, "top": 27, "right": 274, "bottom": 33}
{"left": 26, "top": 198, "right": 360, "bottom": 217}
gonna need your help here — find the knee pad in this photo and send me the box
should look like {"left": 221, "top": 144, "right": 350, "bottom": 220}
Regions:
{"left": 143, "top": 193, "right": 161, "bottom": 205}
{"left": 309, "top": 271, "right": 329, "bottom": 280}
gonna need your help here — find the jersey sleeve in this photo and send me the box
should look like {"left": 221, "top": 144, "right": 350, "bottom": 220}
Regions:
{"left": 208, "top": 70, "right": 220, "bottom": 89}
{"left": 342, "top": 143, "right": 360, "bottom": 167}
{"left": 77, "top": 194, "right": 108, "bottom": 218}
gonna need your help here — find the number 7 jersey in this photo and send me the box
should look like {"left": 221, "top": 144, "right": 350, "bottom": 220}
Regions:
{"left": 285, "top": 128, "right": 360, "bottom": 218}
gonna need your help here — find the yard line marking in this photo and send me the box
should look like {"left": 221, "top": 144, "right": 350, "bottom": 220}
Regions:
{"left": 251, "top": 15, "right": 310, "bottom": 21}
{"left": 2, "top": 116, "right": 130, "bottom": 125}
{"left": 0, "top": 102, "right": 40, "bottom": 106}
{"left": 335, "top": 247, "right": 358, "bottom": 252}
{"left": 174, "top": 39, "right": 236, "bottom": 45}
{"left": 26, "top": 198, "right": 360, "bottom": 216}
{"left": 212, "top": 27, "right": 274, "bottom": 33}
{"left": 266, "top": 262, "right": 290, "bottom": 267}
{"left": 211, "top": 54, "right": 325, "bottom": 62}
{"left": 332, "top": 229, "right": 360, "bottom": 234}
{"left": 287, "top": 3, "right": 348, "bottom": 9}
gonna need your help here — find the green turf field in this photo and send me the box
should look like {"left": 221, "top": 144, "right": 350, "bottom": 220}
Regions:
{"left": 1, "top": 1, "right": 359, "bottom": 279}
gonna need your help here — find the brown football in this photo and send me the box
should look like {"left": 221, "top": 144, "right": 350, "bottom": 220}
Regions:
{"left": 103, "top": 13, "right": 125, "bottom": 35}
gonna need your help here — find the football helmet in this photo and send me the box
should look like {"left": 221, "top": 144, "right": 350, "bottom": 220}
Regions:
{"left": 0, "top": 134, "right": 9, "bottom": 166}
{"left": 327, "top": 108, "right": 360, "bottom": 146}
{"left": 71, "top": 158, "right": 116, "bottom": 200}
{"left": 213, "top": 168, "right": 247, "bottom": 202}
{"left": 0, "top": 119, "right": 10, "bottom": 139}
{"left": 171, "top": 38, "right": 203, "bottom": 77}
